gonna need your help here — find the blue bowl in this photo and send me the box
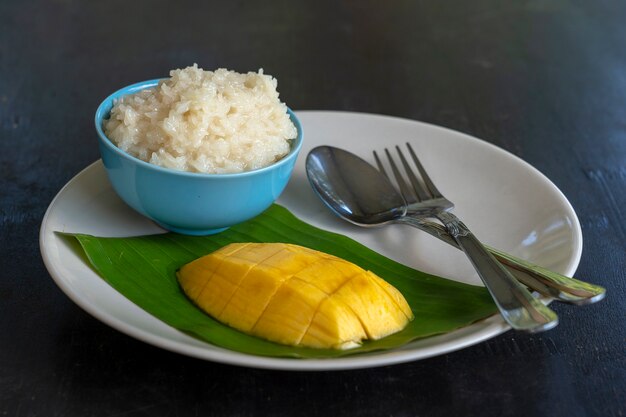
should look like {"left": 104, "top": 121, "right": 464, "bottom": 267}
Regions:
{"left": 95, "top": 79, "right": 303, "bottom": 235}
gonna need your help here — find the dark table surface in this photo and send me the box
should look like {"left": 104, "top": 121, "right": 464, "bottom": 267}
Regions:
{"left": 2, "top": 1, "right": 625, "bottom": 416}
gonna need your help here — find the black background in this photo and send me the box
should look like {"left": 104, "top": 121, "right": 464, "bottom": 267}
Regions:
{"left": 1, "top": 1, "right": 624, "bottom": 416}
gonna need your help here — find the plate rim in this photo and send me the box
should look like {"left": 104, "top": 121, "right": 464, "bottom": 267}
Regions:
{"left": 39, "top": 110, "right": 582, "bottom": 371}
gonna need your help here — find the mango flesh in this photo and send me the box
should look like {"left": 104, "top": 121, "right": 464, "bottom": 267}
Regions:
{"left": 176, "top": 243, "right": 414, "bottom": 350}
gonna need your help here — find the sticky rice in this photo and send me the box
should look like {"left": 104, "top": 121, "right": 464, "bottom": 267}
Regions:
{"left": 103, "top": 65, "right": 297, "bottom": 174}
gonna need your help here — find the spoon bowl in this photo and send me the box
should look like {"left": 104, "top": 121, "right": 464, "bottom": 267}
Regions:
{"left": 306, "top": 146, "right": 406, "bottom": 226}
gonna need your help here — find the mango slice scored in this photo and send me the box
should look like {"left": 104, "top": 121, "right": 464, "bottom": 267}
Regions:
{"left": 177, "top": 243, "right": 414, "bottom": 349}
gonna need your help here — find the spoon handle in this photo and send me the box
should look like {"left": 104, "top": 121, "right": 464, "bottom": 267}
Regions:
{"left": 397, "top": 217, "right": 605, "bottom": 305}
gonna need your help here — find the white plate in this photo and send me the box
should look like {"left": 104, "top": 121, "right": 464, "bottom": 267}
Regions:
{"left": 40, "top": 111, "right": 582, "bottom": 371}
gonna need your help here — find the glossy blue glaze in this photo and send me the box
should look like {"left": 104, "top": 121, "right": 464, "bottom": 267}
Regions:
{"left": 95, "top": 79, "right": 303, "bottom": 235}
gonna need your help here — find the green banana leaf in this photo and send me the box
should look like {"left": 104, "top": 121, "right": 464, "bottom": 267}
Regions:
{"left": 65, "top": 204, "right": 497, "bottom": 358}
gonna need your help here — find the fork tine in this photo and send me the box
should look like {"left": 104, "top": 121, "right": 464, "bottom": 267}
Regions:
{"left": 406, "top": 142, "right": 443, "bottom": 198}
{"left": 395, "top": 145, "right": 431, "bottom": 201}
{"left": 372, "top": 151, "right": 389, "bottom": 180}
{"left": 384, "top": 148, "right": 417, "bottom": 202}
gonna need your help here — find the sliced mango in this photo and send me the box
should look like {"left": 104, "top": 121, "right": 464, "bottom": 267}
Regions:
{"left": 177, "top": 243, "right": 414, "bottom": 349}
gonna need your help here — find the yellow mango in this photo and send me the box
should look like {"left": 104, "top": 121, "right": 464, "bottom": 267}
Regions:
{"left": 300, "top": 297, "right": 367, "bottom": 350}
{"left": 177, "top": 243, "right": 413, "bottom": 350}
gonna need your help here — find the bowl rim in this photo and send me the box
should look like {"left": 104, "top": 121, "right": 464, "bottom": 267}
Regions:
{"left": 95, "top": 78, "right": 303, "bottom": 179}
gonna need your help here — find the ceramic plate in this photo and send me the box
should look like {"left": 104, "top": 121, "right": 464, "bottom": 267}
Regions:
{"left": 40, "top": 111, "right": 582, "bottom": 371}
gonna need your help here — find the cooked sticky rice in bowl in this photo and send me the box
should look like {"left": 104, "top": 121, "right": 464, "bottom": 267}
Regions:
{"left": 102, "top": 65, "right": 297, "bottom": 174}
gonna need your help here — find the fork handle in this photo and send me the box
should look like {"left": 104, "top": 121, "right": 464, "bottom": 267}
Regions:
{"left": 436, "top": 212, "right": 559, "bottom": 332}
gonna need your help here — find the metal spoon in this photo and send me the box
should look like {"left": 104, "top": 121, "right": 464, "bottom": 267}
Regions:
{"left": 305, "top": 145, "right": 604, "bottom": 307}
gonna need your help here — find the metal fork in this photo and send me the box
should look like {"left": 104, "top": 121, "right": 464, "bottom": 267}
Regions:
{"left": 374, "top": 143, "right": 559, "bottom": 332}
